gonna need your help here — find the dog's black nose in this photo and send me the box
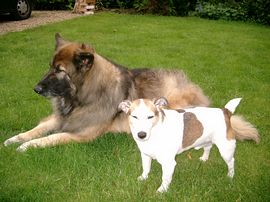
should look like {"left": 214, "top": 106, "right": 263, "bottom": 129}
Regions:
{"left": 138, "top": 131, "right": 147, "bottom": 139}
{"left": 34, "top": 85, "right": 43, "bottom": 94}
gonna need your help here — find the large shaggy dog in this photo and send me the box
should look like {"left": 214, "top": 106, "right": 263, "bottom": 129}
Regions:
{"left": 4, "top": 34, "right": 259, "bottom": 151}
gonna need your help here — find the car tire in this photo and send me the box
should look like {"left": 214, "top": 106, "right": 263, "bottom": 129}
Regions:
{"left": 11, "top": 0, "right": 32, "bottom": 20}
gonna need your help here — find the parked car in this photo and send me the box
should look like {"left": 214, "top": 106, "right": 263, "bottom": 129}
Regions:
{"left": 0, "top": 0, "right": 32, "bottom": 20}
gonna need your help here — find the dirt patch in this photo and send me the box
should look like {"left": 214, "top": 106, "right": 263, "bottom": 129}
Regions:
{"left": 0, "top": 11, "right": 83, "bottom": 35}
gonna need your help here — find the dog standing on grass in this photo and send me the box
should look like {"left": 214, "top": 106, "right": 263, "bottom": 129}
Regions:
{"left": 119, "top": 98, "right": 259, "bottom": 193}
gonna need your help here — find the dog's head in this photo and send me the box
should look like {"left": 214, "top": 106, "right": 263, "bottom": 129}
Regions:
{"left": 118, "top": 98, "right": 168, "bottom": 141}
{"left": 34, "top": 33, "right": 95, "bottom": 98}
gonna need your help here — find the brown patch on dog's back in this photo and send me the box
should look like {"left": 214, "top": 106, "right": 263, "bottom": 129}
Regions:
{"left": 222, "top": 108, "right": 235, "bottom": 140}
{"left": 182, "top": 112, "right": 204, "bottom": 148}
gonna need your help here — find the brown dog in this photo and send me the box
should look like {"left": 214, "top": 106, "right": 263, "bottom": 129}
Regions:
{"left": 4, "top": 34, "right": 256, "bottom": 152}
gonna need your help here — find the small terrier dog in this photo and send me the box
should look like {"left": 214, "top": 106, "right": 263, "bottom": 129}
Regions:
{"left": 118, "top": 97, "right": 259, "bottom": 193}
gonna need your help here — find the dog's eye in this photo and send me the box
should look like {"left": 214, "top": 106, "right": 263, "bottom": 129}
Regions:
{"left": 55, "top": 66, "right": 62, "bottom": 73}
{"left": 54, "top": 65, "right": 66, "bottom": 73}
{"left": 147, "top": 116, "right": 154, "bottom": 119}
{"left": 131, "top": 115, "right": 138, "bottom": 119}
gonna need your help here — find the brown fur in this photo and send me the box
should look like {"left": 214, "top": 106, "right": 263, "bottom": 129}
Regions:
{"left": 144, "top": 99, "right": 165, "bottom": 123}
{"left": 222, "top": 108, "right": 235, "bottom": 140}
{"left": 4, "top": 33, "right": 211, "bottom": 151}
{"left": 132, "top": 69, "right": 209, "bottom": 109}
{"left": 182, "top": 112, "right": 204, "bottom": 148}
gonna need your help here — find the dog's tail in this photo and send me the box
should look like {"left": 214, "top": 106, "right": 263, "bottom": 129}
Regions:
{"left": 224, "top": 98, "right": 260, "bottom": 144}
{"left": 231, "top": 115, "right": 260, "bottom": 144}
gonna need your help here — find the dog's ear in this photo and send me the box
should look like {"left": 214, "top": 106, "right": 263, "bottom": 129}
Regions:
{"left": 154, "top": 97, "right": 168, "bottom": 108}
{"left": 118, "top": 100, "right": 132, "bottom": 114}
{"left": 73, "top": 44, "right": 95, "bottom": 72}
{"left": 55, "top": 33, "right": 69, "bottom": 50}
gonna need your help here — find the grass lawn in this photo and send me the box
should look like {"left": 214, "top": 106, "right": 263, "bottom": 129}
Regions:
{"left": 0, "top": 12, "right": 269, "bottom": 201}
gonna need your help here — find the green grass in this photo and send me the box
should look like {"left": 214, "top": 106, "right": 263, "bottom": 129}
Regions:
{"left": 0, "top": 12, "right": 269, "bottom": 201}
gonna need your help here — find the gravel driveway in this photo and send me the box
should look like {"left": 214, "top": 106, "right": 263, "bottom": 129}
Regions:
{"left": 0, "top": 11, "right": 82, "bottom": 35}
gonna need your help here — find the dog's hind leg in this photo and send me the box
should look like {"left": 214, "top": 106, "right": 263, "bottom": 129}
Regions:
{"left": 4, "top": 115, "right": 60, "bottom": 146}
{"left": 216, "top": 140, "right": 236, "bottom": 178}
{"left": 199, "top": 144, "right": 213, "bottom": 162}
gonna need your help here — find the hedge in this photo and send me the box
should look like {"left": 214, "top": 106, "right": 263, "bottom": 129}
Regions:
{"left": 32, "top": 0, "right": 270, "bottom": 25}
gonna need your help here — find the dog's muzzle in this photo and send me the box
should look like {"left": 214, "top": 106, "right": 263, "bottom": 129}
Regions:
{"left": 137, "top": 131, "right": 147, "bottom": 139}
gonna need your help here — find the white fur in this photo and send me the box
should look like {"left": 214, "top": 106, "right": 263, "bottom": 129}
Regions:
{"left": 119, "top": 98, "right": 241, "bottom": 193}
{"left": 224, "top": 98, "right": 242, "bottom": 113}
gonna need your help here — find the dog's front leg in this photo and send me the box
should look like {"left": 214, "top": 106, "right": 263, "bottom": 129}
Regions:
{"left": 4, "top": 115, "right": 60, "bottom": 146}
{"left": 16, "top": 132, "right": 85, "bottom": 152}
{"left": 138, "top": 153, "right": 152, "bottom": 181}
{"left": 16, "top": 123, "right": 107, "bottom": 152}
{"left": 157, "top": 159, "right": 176, "bottom": 193}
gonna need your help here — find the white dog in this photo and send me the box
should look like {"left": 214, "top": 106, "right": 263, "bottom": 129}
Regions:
{"left": 118, "top": 97, "right": 259, "bottom": 193}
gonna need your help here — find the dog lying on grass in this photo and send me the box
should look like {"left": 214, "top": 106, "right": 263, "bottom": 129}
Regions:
{"left": 4, "top": 33, "right": 211, "bottom": 152}
{"left": 118, "top": 97, "right": 259, "bottom": 193}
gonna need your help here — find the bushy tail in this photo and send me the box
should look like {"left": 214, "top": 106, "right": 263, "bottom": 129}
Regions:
{"left": 231, "top": 115, "right": 260, "bottom": 144}
{"left": 224, "top": 98, "right": 259, "bottom": 144}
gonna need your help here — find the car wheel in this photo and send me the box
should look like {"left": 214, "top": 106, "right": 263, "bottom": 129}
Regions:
{"left": 11, "top": 0, "right": 32, "bottom": 20}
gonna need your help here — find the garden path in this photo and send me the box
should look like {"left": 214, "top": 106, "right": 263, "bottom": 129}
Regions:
{"left": 0, "top": 11, "right": 82, "bottom": 35}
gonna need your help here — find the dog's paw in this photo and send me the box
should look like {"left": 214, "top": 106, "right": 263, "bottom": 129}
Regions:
{"left": 16, "top": 142, "right": 31, "bottom": 152}
{"left": 156, "top": 181, "right": 170, "bottom": 193}
{"left": 4, "top": 139, "right": 13, "bottom": 146}
{"left": 156, "top": 185, "right": 168, "bottom": 193}
{"left": 137, "top": 175, "right": 148, "bottom": 181}
{"left": 199, "top": 156, "right": 208, "bottom": 162}
{"left": 4, "top": 136, "right": 20, "bottom": 146}
{"left": 227, "top": 170, "right": 234, "bottom": 178}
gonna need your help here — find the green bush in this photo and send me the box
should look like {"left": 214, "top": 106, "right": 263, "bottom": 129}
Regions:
{"left": 197, "top": 2, "right": 246, "bottom": 21}
{"left": 241, "top": 0, "right": 270, "bottom": 25}
{"left": 33, "top": 0, "right": 74, "bottom": 10}
{"left": 133, "top": 0, "right": 174, "bottom": 16}
{"left": 133, "top": 0, "right": 197, "bottom": 16}
{"left": 96, "top": 0, "right": 134, "bottom": 9}
{"left": 174, "top": 0, "right": 198, "bottom": 16}
{"left": 197, "top": 0, "right": 270, "bottom": 25}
